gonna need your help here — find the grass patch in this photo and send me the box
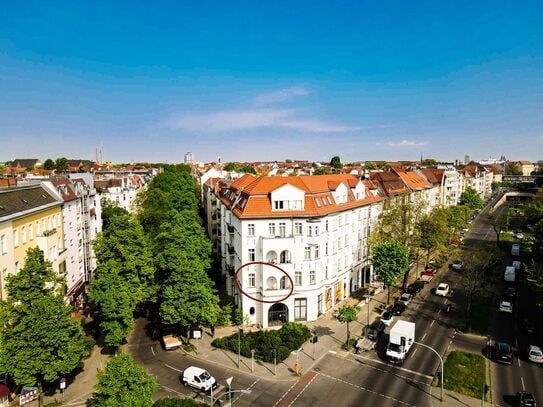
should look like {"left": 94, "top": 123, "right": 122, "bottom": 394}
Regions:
{"left": 443, "top": 351, "right": 486, "bottom": 399}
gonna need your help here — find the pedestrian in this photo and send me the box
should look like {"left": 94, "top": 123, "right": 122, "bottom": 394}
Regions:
{"left": 211, "top": 325, "right": 215, "bottom": 338}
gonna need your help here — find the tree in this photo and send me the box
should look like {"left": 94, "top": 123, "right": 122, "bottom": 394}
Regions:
{"left": 445, "top": 205, "right": 471, "bottom": 233}
{"left": 55, "top": 157, "right": 69, "bottom": 172}
{"left": 91, "top": 353, "right": 158, "bottom": 407}
{"left": 238, "top": 165, "right": 256, "bottom": 175}
{"left": 364, "top": 162, "right": 377, "bottom": 170}
{"left": 313, "top": 167, "right": 330, "bottom": 175}
{"left": 418, "top": 209, "right": 451, "bottom": 264}
{"left": 421, "top": 158, "right": 439, "bottom": 166}
{"left": 525, "top": 260, "right": 543, "bottom": 306}
{"left": 372, "top": 240, "right": 409, "bottom": 303}
{"left": 459, "top": 187, "right": 483, "bottom": 210}
{"left": 505, "top": 163, "right": 522, "bottom": 175}
{"left": 223, "top": 162, "right": 237, "bottom": 172}
{"left": 487, "top": 208, "right": 509, "bottom": 244}
{"left": 330, "top": 156, "right": 343, "bottom": 169}
{"left": 0, "top": 248, "right": 88, "bottom": 388}
{"left": 43, "top": 158, "right": 55, "bottom": 170}
{"left": 336, "top": 305, "right": 359, "bottom": 345}
{"left": 89, "top": 209, "right": 155, "bottom": 349}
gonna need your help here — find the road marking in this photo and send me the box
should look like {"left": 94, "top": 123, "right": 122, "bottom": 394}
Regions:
{"left": 421, "top": 332, "right": 427, "bottom": 341}
{"left": 353, "top": 354, "right": 434, "bottom": 380}
{"left": 286, "top": 373, "right": 318, "bottom": 406}
{"left": 521, "top": 377, "right": 525, "bottom": 391}
{"left": 430, "top": 320, "right": 435, "bottom": 327}
{"left": 164, "top": 363, "right": 183, "bottom": 373}
{"left": 328, "top": 350, "right": 337, "bottom": 354}
{"left": 151, "top": 346, "right": 155, "bottom": 356}
{"left": 411, "top": 348, "right": 418, "bottom": 357}
{"left": 318, "top": 372, "right": 418, "bottom": 407}
{"left": 517, "top": 357, "right": 521, "bottom": 367}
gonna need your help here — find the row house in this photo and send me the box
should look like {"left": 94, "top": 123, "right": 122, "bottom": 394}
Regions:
{"left": 436, "top": 165, "right": 464, "bottom": 206}
{"left": 458, "top": 165, "right": 491, "bottom": 199}
{"left": 94, "top": 174, "right": 146, "bottom": 212}
{"left": 43, "top": 175, "right": 102, "bottom": 307}
{"left": 393, "top": 168, "right": 435, "bottom": 212}
{"left": 216, "top": 174, "right": 382, "bottom": 328}
{"left": 0, "top": 184, "right": 67, "bottom": 300}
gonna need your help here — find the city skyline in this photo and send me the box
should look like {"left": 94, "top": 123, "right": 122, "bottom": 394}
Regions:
{"left": 1, "top": 2, "right": 542, "bottom": 163}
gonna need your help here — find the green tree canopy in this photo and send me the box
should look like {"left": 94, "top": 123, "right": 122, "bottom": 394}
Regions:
{"left": 372, "top": 240, "right": 409, "bottom": 303}
{"left": 55, "top": 157, "right": 69, "bottom": 171}
{"left": 418, "top": 209, "right": 452, "bottom": 264}
{"left": 459, "top": 187, "right": 483, "bottom": 210}
{"left": 330, "top": 156, "right": 343, "bottom": 169}
{"left": 91, "top": 353, "right": 158, "bottom": 407}
{"left": 336, "top": 305, "right": 359, "bottom": 344}
{"left": 43, "top": 159, "right": 55, "bottom": 170}
{"left": 0, "top": 248, "right": 88, "bottom": 387}
{"left": 313, "top": 167, "right": 330, "bottom": 175}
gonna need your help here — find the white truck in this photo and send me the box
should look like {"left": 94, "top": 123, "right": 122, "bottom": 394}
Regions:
{"left": 386, "top": 320, "right": 415, "bottom": 364}
{"left": 504, "top": 266, "right": 516, "bottom": 283}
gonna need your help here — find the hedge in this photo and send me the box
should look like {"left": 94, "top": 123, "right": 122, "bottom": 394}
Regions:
{"left": 211, "top": 322, "right": 310, "bottom": 363}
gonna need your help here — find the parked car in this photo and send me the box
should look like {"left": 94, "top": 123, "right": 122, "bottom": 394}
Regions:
{"left": 391, "top": 302, "right": 406, "bottom": 316}
{"left": 182, "top": 366, "right": 217, "bottom": 392}
{"left": 528, "top": 345, "right": 543, "bottom": 364}
{"left": 420, "top": 270, "right": 435, "bottom": 282}
{"left": 499, "top": 300, "right": 514, "bottom": 314}
{"left": 522, "top": 318, "right": 536, "bottom": 334}
{"left": 435, "top": 283, "right": 450, "bottom": 297}
{"left": 504, "top": 287, "right": 517, "bottom": 299}
{"left": 366, "top": 320, "right": 386, "bottom": 341}
{"left": 451, "top": 260, "right": 463, "bottom": 270}
{"left": 398, "top": 293, "right": 413, "bottom": 307}
{"left": 381, "top": 311, "right": 394, "bottom": 327}
{"left": 517, "top": 391, "right": 537, "bottom": 407}
{"left": 493, "top": 342, "right": 513, "bottom": 364}
{"left": 406, "top": 280, "right": 425, "bottom": 296}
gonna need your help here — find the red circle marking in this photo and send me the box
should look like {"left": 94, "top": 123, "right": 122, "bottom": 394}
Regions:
{"left": 233, "top": 261, "right": 294, "bottom": 304}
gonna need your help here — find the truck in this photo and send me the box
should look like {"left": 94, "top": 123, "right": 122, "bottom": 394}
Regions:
{"left": 386, "top": 320, "right": 415, "bottom": 364}
{"left": 504, "top": 266, "right": 516, "bottom": 283}
{"left": 162, "top": 334, "right": 182, "bottom": 350}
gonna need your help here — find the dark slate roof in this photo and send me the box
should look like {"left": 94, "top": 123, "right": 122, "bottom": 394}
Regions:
{"left": 0, "top": 185, "right": 59, "bottom": 219}
{"left": 7, "top": 159, "right": 41, "bottom": 168}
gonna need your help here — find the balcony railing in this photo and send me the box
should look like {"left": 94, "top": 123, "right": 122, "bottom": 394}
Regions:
{"left": 42, "top": 228, "right": 57, "bottom": 237}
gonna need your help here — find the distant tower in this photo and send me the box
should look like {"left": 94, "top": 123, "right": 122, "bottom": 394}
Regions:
{"left": 217, "top": 156, "right": 221, "bottom": 164}
{"left": 464, "top": 154, "right": 470, "bottom": 164}
{"left": 184, "top": 152, "right": 194, "bottom": 164}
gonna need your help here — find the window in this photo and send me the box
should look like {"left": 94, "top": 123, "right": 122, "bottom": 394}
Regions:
{"left": 294, "top": 222, "right": 302, "bottom": 235}
{"left": 315, "top": 246, "right": 320, "bottom": 259}
{"left": 48, "top": 217, "right": 52, "bottom": 230}
{"left": 13, "top": 230, "right": 18, "bottom": 247}
{"left": 279, "top": 222, "right": 286, "bottom": 238}
{"left": 21, "top": 227, "right": 26, "bottom": 244}
{"left": 295, "top": 271, "right": 302, "bottom": 286}
{"left": 325, "top": 266, "right": 329, "bottom": 279}
{"left": 15, "top": 261, "right": 20, "bottom": 273}
{"left": 280, "top": 250, "right": 290, "bottom": 263}
{"left": 304, "top": 247, "right": 311, "bottom": 260}
{"left": 274, "top": 200, "right": 285, "bottom": 210}
{"left": 314, "top": 198, "right": 321, "bottom": 207}
{"left": 248, "top": 273, "right": 256, "bottom": 288}
{"left": 268, "top": 223, "right": 276, "bottom": 236}
{"left": 29, "top": 223, "right": 33, "bottom": 240}
{"left": 292, "top": 200, "right": 303, "bottom": 210}
{"left": 0, "top": 235, "right": 6, "bottom": 254}
{"left": 248, "top": 224, "right": 255, "bottom": 236}
{"left": 36, "top": 221, "right": 41, "bottom": 236}
{"left": 294, "top": 298, "right": 307, "bottom": 321}
{"left": 310, "top": 270, "right": 316, "bottom": 285}
{"left": 318, "top": 294, "right": 323, "bottom": 316}
{"left": 325, "top": 242, "right": 329, "bottom": 256}
{"left": 327, "top": 197, "right": 332, "bottom": 205}
{"left": 248, "top": 248, "right": 256, "bottom": 262}
{"left": 307, "top": 225, "right": 313, "bottom": 237}
{"left": 315, "top": 226, "right": 319, "bottom": 236}
{"left": 280, "top": 276, "right": 289, "bottom": 289}
{"left": 325, "top": 220, "right": 329, "bottom": 232}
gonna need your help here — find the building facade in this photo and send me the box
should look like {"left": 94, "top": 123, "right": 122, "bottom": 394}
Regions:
{"left": 216, "top": 174, "right": 382, "bottom": 328}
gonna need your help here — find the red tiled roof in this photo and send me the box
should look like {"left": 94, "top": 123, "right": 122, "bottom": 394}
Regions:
{"left": 219, "top": 174, "right": 381, "bottom": 219}
{"left": 394, "top": 168, "right": 431, "bottom": 191}
{"left": 419, "top": 168, "right": 443, "bottom": 185}
{"left": 369, "top": 171, "right": 410, "bottom": 196}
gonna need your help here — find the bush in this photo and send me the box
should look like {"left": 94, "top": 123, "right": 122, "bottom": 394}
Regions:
{"left": 211, "top": 323, "right": 310, "bottom": 363}
{"left": 216, "top": 304, "right": 232, "bottom": 327}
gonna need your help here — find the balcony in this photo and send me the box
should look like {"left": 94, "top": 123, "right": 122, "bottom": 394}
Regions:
{"left": 227, "top": 225, "right": 235, "bottom": 233}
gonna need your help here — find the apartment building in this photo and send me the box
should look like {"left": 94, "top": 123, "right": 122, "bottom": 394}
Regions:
{"left": 0, "top": 185, "right": 67, "bottom": 300}
{"left": 216, "top": 174, "right": 382, "bottom": 328}
{"left": 94, "top": 173, "right": 146, "bottom": 212}
{"left": 43, "top": 176, "right": 102, "bottom": 306}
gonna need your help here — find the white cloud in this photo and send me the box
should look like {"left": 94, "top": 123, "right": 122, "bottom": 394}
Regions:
{"left": 387, "top": 140, "right": 427, "bottom": 147}
{"left": 165, "top": 107, "right": 360, "bottom": 133}
{"left": 253, "top": 86, "right": 309, "bottom": 105}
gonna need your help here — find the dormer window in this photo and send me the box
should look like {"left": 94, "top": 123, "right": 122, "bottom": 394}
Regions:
{"left": 274, "top": 200, "right": 285, "bottom": 210}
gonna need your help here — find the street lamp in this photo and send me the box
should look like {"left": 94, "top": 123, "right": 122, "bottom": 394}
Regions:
{"left": 414, "top": 341, "right": 444, "bottom": 402}
{"left": 226, "top": 376, "right": 233, "bottom": 405}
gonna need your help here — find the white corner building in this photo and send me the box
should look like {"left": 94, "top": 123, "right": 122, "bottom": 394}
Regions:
{"left": 217, "top": 174, "right": 383, "bottom": 327}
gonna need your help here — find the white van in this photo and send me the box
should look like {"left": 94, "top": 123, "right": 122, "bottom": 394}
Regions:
{"left": 182, "top": 366, "right": 217, "bottom": 392}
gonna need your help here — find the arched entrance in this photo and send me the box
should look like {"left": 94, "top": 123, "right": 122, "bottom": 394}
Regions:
{"left": 268, "top": 303, "right": 288, "bottom": 327}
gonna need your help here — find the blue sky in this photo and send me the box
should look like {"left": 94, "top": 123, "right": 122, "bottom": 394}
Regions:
{"left": 1, "top": 1, "right": 542, "bottom": 163}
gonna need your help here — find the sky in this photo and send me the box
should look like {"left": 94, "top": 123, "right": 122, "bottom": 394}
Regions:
{"left": 1, "top": 1, "right": 542, "bottom": 164}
